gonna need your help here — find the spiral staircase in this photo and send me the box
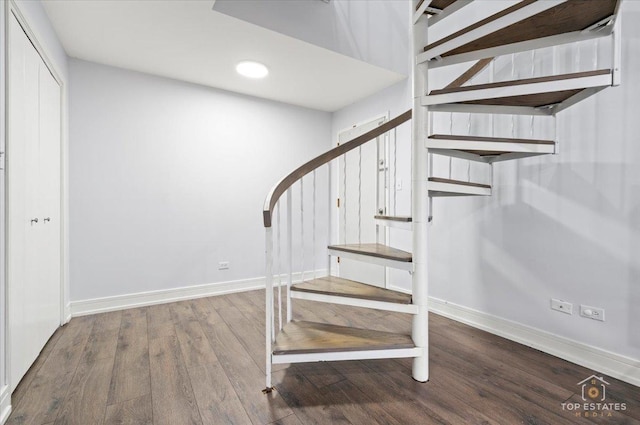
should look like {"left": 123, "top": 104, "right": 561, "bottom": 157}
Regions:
{"left": 262, "top": 0, "right": 622, "bottom": 390}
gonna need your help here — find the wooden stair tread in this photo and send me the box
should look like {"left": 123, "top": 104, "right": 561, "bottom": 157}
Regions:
{"left": 273, "top": 321, "right": 414, "bottom": 355}
{"left": 428, "top": 69, "right": 611, "bottom": 108}
{"left": 428, "top": 177, "right": 491, "bottom": 189}
{"left": 416, "top": 0, "right": 457, "bottom": 12}
{"left": 328, "top": 243, "right": 412, "bottom": 262}
{"left": 424, "top": 0, "right": 618, "bottom": 58}
{"left": 430, "top": 70, "right": 610, "bottom": 96}
{"left": 429, "top": 134, "right": 555, "bottom": 145}
{"left": 292, "top": 276, "right": 412, "bottom": 305}
{"left": 374, "top": 215, "right": 412, "bottom": 222}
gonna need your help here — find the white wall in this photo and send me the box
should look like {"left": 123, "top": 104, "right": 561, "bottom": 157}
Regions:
{"left": 331, "top": 1, "right": 640, "bottom": 375}
{"left": 214, "top": 0, "right": 410, "bottom": 76}
{"left": 69, "top": 59, "right": 331, "bottom": 303}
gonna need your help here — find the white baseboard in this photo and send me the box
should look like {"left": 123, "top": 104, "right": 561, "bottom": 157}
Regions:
{"left": 428, "top": 296, "right": 640, "bottom": 388}
{"left": 70, "top": 269, "right": 327, "bottom": 317}
{"left": 0, "top": 385, "right": 11, "bottom": 425}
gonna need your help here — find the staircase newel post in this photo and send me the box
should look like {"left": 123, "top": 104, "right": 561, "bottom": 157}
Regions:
{"left": 411, "top": 0, "right": 430, "bottom": 383}
{"left": 265, "top": 227, "right": 274, "bottom": 390}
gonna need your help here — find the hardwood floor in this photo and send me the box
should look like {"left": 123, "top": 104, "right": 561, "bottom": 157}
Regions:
{"left": 7, "top": 290, "right": 639, "bottom": 425}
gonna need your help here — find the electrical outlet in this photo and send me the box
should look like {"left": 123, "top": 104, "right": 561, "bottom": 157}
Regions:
{"left": 551, "top": 299, "right": 573, "bottom": 315}
{"left": 580, "top": 304, "right": 605, "bottom": 322}
{"left": 218, "top": 261, "right": 229, "bottom": 270}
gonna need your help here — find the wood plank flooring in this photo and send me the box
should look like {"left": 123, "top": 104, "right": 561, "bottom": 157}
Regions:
{"left": 7, "top": 290, "right": 639, "bottom": 425}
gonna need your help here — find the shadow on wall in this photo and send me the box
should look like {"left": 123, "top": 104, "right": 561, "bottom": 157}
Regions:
{"left": 476, "top": 160, "right": 640, "bottom": 358}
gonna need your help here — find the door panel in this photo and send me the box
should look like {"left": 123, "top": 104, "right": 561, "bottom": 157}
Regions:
{"left": 337, "top": 116, "right": 387, "bottom": 287}
{"left": 37, "top": 63, "right": 62, "bottom": 342}
{"left": 8, "top": 14, "right": 62, "bottom": 391}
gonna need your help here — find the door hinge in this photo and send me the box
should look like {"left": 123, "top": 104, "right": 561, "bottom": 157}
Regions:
{"left": 337, "top": 257, "right": 340, "bottom": 263}
{"left": 337, "top": 198, "right": 340, "bottom": 208}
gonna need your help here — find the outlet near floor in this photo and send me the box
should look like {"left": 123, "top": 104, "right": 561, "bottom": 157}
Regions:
{"left": 551, "top": 299, "right": 573, "bottom": 315}
{"left": 580, "top": 304, "right": 605, "bottom": 322}
{"left": 218, "top": 261, "right": 230, "bottom": 270}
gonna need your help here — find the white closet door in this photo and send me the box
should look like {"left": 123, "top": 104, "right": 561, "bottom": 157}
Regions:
{"left": 37, "top": 63, "right": 62, "bottom": 342}
{"left": 8, "top": 14, "right": 62, "bottom": 391}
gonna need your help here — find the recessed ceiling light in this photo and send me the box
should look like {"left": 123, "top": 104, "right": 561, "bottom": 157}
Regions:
{"left": 236, "top": 61, "right": 269, "bottom": 79}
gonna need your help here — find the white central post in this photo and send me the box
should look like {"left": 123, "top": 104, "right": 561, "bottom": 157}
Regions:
{"left": 411, "top": 0, "right": 430, "bottom": 383}
{"left": 264, "top": 227, "right": 274, "bottom": 390}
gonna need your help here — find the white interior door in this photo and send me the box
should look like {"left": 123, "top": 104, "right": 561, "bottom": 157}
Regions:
{"left": 8, "top": 13, "right": 62, "bottom": 391}
{"left": 337, "top": 115, "right": 388, "bottom": 287}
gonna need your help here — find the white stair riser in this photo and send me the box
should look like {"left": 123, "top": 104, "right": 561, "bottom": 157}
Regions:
{"left": 291, "top": 290, "right": 418, "bottom": 314}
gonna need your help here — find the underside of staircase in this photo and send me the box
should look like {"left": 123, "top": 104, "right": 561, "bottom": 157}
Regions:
{"left": 261, "top": 0, "right": 622, "bottom": 391}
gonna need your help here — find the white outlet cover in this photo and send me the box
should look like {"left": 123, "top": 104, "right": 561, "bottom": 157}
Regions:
{"left": 580, "top": 304, "right": 605, "bottom": 322}
{"left": 550, "top": 298, "right": 573, "bottom": 315}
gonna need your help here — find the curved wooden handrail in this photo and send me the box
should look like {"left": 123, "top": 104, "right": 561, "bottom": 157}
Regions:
{"left": 263, "top": 109, "right": 412, "bottom": 227}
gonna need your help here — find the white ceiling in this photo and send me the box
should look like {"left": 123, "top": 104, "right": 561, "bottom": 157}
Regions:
{"left": 42, "top": 0, "right": 406, "bottom": 112}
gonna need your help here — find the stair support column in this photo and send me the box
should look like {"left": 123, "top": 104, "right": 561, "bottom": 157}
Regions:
{"left": 411, "top": 1, "right": 430, "bottom": 383}
{"left": 264, "top": 227, "right": 273, "bottom": 390}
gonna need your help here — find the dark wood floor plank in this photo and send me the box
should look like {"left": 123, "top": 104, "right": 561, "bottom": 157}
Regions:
{"left": 149, "top": 336, "right": 202, "bottom": 425}
{"left": 187, "top": 363, "right": 252, "bottom": 425}
{"left": 431, "top": 345, "right": 578, "bottom": 424}
{"left": 216, "top": 305, "right": 289, "bottom": 374}
{"left": 107, "top": 308, "right": 150, "bottom": 405}
{"left": 272, "top": 368, "right": 353, "bottom": 425}
{"left": 92, "top": 311, "right": 124, "bottom": 333}
{"left": 174, "top": 318, "right": 217, "bottom": 369}
{"left": 323, "top": 379, "right": 403, "bottom": 425}
{"left": 192, "top": 297, "right": 293, "bottom": 425}
{"left": 291, "top": 362, "right": 346, "bottom": 390}
{"left": 82, "top": 328, "right": 120, "bottom": 364}
{"left": 429, "top": 336, "right": 575, "bottom": 408}
{"left": 103, "top": 394, "right": 153, "bottom": 425}
{"left": 268, "top": 414, "right": 304, "bottom": 425}
{"left": 348, "top": 369, "right": 498, "bottom": 425}
{"left": 54, "top": 356, "right": 114, "bottom": 425}
{"left": 9, "top": 326, "right": 64, "bottom": 409}
{"left": 170, "top": 300, "right": 199, "bottom": 323}
{"left": 7, "top": 316, "right": 95, "bottom": 425}
{"left": 147, "top": 303, "right": 175, "bottom": 340}
{"left": 206, "top": 291, "right": 236, "bottom": 311}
